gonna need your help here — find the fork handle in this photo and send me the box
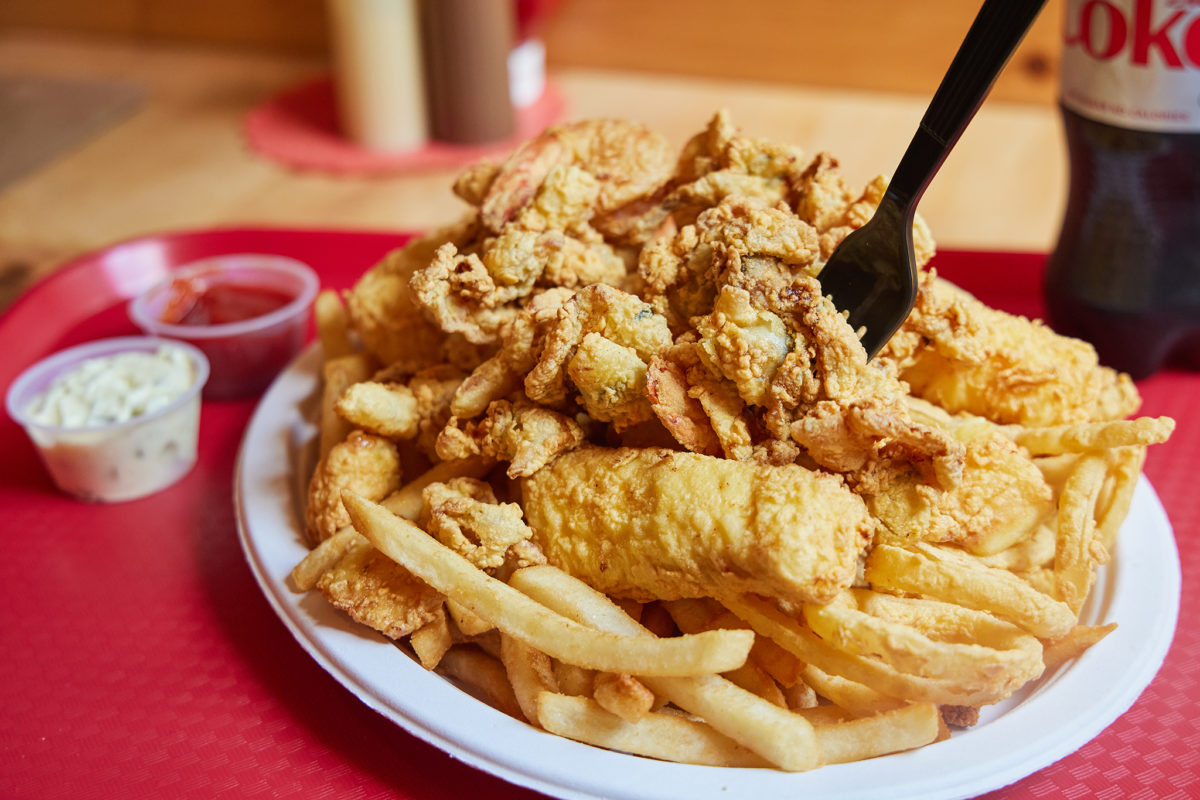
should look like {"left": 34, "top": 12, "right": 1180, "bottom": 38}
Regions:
{"left": 888, "top": 0, "right": 1047, "bottom": 211}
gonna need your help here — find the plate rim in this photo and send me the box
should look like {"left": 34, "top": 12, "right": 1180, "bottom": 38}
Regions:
{"left": 235, "top": 344, "right": 1182, "bottom": 800}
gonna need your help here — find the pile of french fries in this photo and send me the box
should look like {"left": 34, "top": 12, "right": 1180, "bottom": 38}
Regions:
{"left": 291, "top": 286, "right": 1173, "bottom": 773}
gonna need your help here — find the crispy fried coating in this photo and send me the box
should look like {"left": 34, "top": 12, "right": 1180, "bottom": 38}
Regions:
{"left": 420, "top": 478, "right": 544, "bottom": 573}
{"left": 436, "top": 399, "right": 585, "bottom": 478}
{"left": 316, "top": 535, "right": 443, "bottom": 639}
{"left": 477, "top": 118, "right": 675, "bottom": 234}
{"left": 345, "top": 222, "right": 475, "bottom": 370}
{"left": 335, "top": 381, "right": 419, "bottom": 439}
{"left": 305, "top": 431, "right": 402, "bottom": 543}
{"left": 868, "top": 417, "right": 1054, "bottom": 555}
{"left": 521, "top": 446, "right": 874, "bottom": 607}
{"left": 525, "top": 283, "right": 673, "bottom": 411}
{"left": 878, "top": 274, "right": 1140, "bottom": 426}
{"left": 450, "top": 287, "right": 574, "bottom": 419}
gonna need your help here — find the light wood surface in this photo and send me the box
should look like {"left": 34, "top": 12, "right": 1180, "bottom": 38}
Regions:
{"left": 0, "top": 30, "right": 1068, "bottom": 313}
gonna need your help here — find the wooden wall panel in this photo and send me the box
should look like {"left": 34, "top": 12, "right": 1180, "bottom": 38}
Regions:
{"left": 0, "top": 0, "right": 1066, "bottom": 103}
{"left": 539, "top": 0, "right": 1065, "bottom": 105}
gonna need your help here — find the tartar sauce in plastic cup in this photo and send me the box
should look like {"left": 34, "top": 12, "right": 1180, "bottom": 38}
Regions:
{"left": 6, "top": 337, "right": 210, "bottom": 502}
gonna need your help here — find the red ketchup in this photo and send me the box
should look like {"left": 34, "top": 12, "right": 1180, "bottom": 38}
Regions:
{"left": 153, "top": 275, "right": 304, "bottom": 399}
{"left": 159, "top": 279, "right": 294, "bottom": 326}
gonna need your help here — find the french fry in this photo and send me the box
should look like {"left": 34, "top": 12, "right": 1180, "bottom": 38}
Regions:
{"left": 811, "top": 703, "right": 941, "bottom": 765}
{"left": 447, "top": 598, "right": 494, "bottom": 637}
{"left": 319, "top": 354, "right": 373, "bottom": 459}
{"left": 1054, "top": 453, "right": 1108, "bottom": 614}
{"left": 1042, "top": 623, "right": 1118, "bottom": 671}
{"left": 343, "top": 493, "right": 754, "bottom": 677}
{"left": 381, "top": 456, "right": 492, "bottom": 521}
{"left": 662, "top": 600, "right": 786, "bottom": 706}
{"left": 722, "top": 593, "right": 1028, "bottom": 708}
{"left": 781, "top": 680, "right": 819, "bottom": 711}
{"left": 410, "top": 606, "right": 453, "bottom": 669}
{"left": 800, "top": 664, "right": 906, "bottom": 718}
{"left": 866, "top": 542, "right": 1077, "bottom": 640}
{"left": 536, "top": 693, "right": 770, "bottom": 768}
{"left": 593, "top": 672, "right": 656, "bottom": 722}
{"left": 552, "top": 661, "right": 596, "bottom": 697}
{"left": 438, "top": 645, "right": 525, "bottom": 721}
{"left": 802, "top": 590, "right": 1043, "bottom": 687}
{"left": 795, "top": 705, "right": 849, "bottom": 725}
{"left": 290, "top": 528, "right": 363, "bottom": 591}
{"left": 509, "top": 565, "right": 820, "bottom": 771}
{"left": 1096, "top": 446, "right": 1146, "bottom": 553}
{"left": 314, "top": 289, "right": 355, "bottom": 361}
{"left": 499, "top": 633, "right": 558, "bottom": 726}
{"left": 662, "top": 599, "right": 803, "bottom": 691}
{"left": 1005, "top": 416, "right": 1174, "bottom": 455}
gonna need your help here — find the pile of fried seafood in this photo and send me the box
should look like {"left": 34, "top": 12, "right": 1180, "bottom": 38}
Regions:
{"left": 291, "top": 111, "right": 1174, "bottom": 772}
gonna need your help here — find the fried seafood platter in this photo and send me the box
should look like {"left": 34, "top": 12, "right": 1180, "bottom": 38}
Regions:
{"left": 290, "top": 111, "right": 1175, "bottom": 774}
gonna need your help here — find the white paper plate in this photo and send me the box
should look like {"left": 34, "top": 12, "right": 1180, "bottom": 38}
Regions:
{"left": 235, "top": 345, "right": 1181, "bottom": 800}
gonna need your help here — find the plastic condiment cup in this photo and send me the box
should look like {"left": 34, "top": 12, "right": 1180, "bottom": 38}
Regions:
{"left": 5, "top": 336, "right": 210, "bottom": 503}
{"left": 128, "top": 254, "right": 320, "bottom": 399}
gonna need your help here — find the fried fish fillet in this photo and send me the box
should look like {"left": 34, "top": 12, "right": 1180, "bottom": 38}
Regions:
{"left": 521, "top": 446, "right": 874, "bottom": 607}
{"left": 878, "top": 274, "right": 1140, "bottom": 426}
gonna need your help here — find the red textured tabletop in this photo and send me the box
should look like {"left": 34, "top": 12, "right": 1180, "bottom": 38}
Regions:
{"left": 1, "top": 229, "right": 1195, "bottom": 800}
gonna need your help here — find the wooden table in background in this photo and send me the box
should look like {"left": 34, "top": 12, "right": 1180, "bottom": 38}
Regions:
{"left": 0, "top": 30, "right": 1066, "bottom": 312}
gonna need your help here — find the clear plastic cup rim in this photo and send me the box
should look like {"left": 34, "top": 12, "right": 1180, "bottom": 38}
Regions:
{"left": 127, "top": 254, "right": 320, "bottom": 341}
{"left": 6, "top": 336, "right": 211, "bottom": 437}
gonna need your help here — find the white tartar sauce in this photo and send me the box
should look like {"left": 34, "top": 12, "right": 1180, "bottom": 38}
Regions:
{"left": 28, "top": 345, "right": 195, "bottom": 428}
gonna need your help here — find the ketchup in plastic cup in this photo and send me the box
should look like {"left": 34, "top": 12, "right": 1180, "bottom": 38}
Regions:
{"left": 129, "top": 254, "right": 319, "bottom": 399}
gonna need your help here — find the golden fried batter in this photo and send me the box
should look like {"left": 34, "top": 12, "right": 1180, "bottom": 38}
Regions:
{"left": 316, "top": 536, "right": 443, "bottom": 639}
{"left": 420, "top": 478, "right": 544, "bottom": 573}
{"left": 878, "top": 274, "right": 1140, "bottom": 426}
{"left": 436, "top": 399, "right": 585, "bottom": 478}
{"left": 521, "top": 446, "right": 874, "bottom": 607}
{"left": 305, "top": 431, "right": 401, "bottom": 543}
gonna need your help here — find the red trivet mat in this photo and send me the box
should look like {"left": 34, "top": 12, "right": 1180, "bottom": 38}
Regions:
{"left": 0, "top": 232, "right": 1196, "bottom": 799}
{"left": 244, "top": 76, "right": 567, "bottom": 175}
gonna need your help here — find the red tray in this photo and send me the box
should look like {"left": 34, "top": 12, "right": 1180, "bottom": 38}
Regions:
{"left": 1, "top": 228, "right": 1196, "bottom": 799}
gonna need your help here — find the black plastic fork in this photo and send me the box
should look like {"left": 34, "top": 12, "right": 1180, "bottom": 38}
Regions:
{"left": 817, "top": 0, "right": 1047, "bottom": 358}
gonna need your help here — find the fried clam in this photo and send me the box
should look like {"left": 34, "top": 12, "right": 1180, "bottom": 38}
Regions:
{"left": 344, "top": 221, "right": 477, "bottom": 371}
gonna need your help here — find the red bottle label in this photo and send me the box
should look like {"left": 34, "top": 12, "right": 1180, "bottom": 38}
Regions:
{"left": 1061, "top": 0, "right": 1200, "bottom": 131}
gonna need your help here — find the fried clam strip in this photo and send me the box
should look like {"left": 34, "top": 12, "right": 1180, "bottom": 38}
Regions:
{"left": 866, "top": 542, "right": 1077, "bottom": 640}
{"left": 1096, "top": 445, "right": 1147, "bottom": 553}
{"left": 344, "top": 221, "right": 476, "bottom": 371}
{"left": 302, "top": 456, "right": 493, "bottom": 555}
{"left": 508, "top": 565, "right": 819, "bottom": 771}
{"left": 436, "top": 399, "right": 585, "bottom": 478}
{"left": 473, "top": 118, "right": 675, "bottom": 235}
{"left": 723, "top": 593, "right": 1043, "bottom": 708}
{"left": 305, "top": 430, "right": 402, "bottom": 543}
{"left": 449, "top": 287, "right": 574, "bottom": 420}
{"left": 525, "top": 283, "right": 673, "bottom": 424}
{"left": 342, "top": 493, "right": 753, "bottom": 677}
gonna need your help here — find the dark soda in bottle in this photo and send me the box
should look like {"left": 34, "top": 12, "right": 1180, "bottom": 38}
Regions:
{"left": 1044, "top": 0, "right": 1200, "bottom": 380}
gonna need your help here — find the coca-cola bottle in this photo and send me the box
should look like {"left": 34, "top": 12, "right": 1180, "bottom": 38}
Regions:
{"left": 1044, "top": 0, "right": 1200, "bottom": 379}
